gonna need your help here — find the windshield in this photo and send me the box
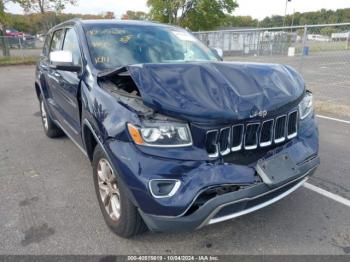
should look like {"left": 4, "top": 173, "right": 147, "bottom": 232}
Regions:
{"left": 83, "top": 23, "right": 218, "bottom": 70}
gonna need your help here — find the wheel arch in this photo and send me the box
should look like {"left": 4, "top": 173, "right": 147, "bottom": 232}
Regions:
{"left": 82, "top": 119, "right": 140, "bottom": 209}
{"left": 35, "top": 81, "right": 41, "bottom": 100}
{"left": 82, "top": 121, "right": 98, "bottom": 162}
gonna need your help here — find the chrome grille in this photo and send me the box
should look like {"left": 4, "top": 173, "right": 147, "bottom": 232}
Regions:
{"left": 219, "top": 127, "right": 231, "bottom": 155}
{"left": 244, "top": 123, "right": 260, "bottom": 150}
{"left": 205, "top": 110, "right": 298, "bottom": 157}
{"left": 231, "top": 124, "right": 244, "bottom": 151}
{"left": 287, "top": 111, "right": 298, "bottom": 139}
{"left": 274, "top": 115, "right": 287, "bottom": 143}
{"left": 206, "top": 130, "right": 219, "bottom": 158}
{"left": 260, "top": 119, "right": 274, "bottom": 147}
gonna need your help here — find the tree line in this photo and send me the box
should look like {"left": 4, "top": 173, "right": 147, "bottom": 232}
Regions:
{"left": 122, "top": 2, "right": 350, "bottom": 34}
{"left": 2, "top": 0, "right": 350, "bottom": 35}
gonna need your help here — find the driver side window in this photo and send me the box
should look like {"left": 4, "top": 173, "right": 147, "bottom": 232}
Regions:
{"left": 50, "top": 29, "right": 64, "bottom": 53}
{"left": 62, "top": 28, "right": 82, "bottom": 66}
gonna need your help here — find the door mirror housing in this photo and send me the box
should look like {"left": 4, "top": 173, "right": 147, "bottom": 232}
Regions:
{"left": 49, "top": 50, "right": 81, "bottom": 72}
{"left": 211, "top": 47, "right": 224, "bottom": 61}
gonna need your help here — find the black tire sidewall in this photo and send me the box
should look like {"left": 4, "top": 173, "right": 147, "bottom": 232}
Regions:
{"left": 38, "top": 94, "right": 62, "bottom": 138}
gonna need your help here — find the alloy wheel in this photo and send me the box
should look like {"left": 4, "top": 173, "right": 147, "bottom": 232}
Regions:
{"left": 41, "top": 100, "right": 48, "bottom": 130}
{"left": 97, "top": 159, "right": 121, "bottom": 221}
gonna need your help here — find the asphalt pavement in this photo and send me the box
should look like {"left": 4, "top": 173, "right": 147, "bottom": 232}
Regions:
{"left": 0, "top": 65, "right": 349, "bottom": 255}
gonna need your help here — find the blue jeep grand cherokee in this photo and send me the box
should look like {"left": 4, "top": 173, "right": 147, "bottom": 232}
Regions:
{"left": 35, "top": 19, "right": 320, "bottom": 238}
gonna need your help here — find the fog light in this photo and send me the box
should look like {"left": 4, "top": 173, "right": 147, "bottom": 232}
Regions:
{"left": 149, "top": 179, "right": 181, "bottom": 198}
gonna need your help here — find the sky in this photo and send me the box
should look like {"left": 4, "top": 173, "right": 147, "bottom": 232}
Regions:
{"left": 6, "top": 0, "right": 350, "bottom": 20}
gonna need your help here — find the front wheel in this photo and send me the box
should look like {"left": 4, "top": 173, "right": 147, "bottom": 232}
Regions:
{"left": 92, "top": 145, "right": 147, "bottom": 238}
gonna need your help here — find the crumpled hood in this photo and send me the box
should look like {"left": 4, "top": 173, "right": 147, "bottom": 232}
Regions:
{"left": 126, "top": 62, "right": 305, "bottom": 123}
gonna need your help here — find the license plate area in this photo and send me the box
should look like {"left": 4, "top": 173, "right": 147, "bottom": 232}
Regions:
{"left": 256, "top": 153, "right": 300, "bottom": 185}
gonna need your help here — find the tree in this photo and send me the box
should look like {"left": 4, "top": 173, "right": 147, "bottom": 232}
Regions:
{"left": 13, "top": 0, "right": 78, "bottom": 32}
{"left": 221, "top": 15, "right": 258, "bottom": 28}
{"left": 0, "top": 0, "right": 13, "bottom": 56}
{"left": 147, "top": 0, "right": 237, "bottom": 31}
{"left": 260, "top": 15, "right": 284, "bottom": 28}
{"left": 103, "top": 11, "right": 115, "bottom": 19}
{"left": 122, "top": 10, "right": 148, "bottom": 20}
{"left": 320, "top": 27, "right": 338, "bottom": 36}
{"left": 16, "top": 0, "right": 78, "bottom": 14}
{"left": 0, "top": 0, "right": 12, "bottom": 30}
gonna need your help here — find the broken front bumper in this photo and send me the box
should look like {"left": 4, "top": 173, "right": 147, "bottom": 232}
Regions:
{"left": 104, "top": 114, "right": 319, "bottom": 232}
{"left": 139, "top": 154, "right": 319, "bottom": 232}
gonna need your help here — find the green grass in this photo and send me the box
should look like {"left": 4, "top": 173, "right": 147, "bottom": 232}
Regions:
{"left": 294, "top": 41, "right": 350, "bottom": 53}
{"left": 0, "top": 56, "right": 39, "bottom": 66}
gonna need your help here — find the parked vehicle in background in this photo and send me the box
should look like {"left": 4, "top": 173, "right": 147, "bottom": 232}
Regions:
{"left": 5, "top": 28, "right": 36, "bottom": 48}
{"left": 5, "top": 28, "right": 24, "bottom": 38}
{"left": 35, "top": 19, "right": 320, "bottom": 238}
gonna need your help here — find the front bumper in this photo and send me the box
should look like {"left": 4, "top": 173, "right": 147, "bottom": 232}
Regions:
{"left": 104, "top": 114, "right": 319, "bottom": 232}
{"left": 138, "top": 155, "right": 319, "bottom": 232}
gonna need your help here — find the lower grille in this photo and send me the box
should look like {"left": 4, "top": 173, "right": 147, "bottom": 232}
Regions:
{"left": 212, "top": 177, "right": 302, "bottom": 219}
{"left": 205, "top": 110, "right": 298, "bottom": 157}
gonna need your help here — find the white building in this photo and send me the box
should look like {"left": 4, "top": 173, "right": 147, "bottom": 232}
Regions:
{"left": 331, "top": 31, "right": 350, "bottom": 41}
{"left": 307, "top": 34, "right": 330, "bottom": 42}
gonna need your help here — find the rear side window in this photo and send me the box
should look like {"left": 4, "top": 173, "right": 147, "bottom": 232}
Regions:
{"left": 62, "top": 28, "right": 82, "bottom": 66}
{"left": 50, "top": 29, "right": 64, "bottom": 52}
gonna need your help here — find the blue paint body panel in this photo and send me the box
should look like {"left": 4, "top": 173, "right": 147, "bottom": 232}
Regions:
{"left": 34, "top": 19, "right": 320, "bottom": 232}
{"left": 127, "top": 62, "right": 305, "bottom": 123}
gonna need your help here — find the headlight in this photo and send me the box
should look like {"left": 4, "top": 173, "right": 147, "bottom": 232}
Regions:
{"left": 127, "top": 121, "right": 192, "bottom": 147}
{"left": 298, "top": 91, "right": 313, "bottom": 120}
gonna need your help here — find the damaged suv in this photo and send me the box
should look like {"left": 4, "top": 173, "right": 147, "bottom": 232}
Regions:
{"left": 35, "top": 19, "right": 320, "bottom": 238}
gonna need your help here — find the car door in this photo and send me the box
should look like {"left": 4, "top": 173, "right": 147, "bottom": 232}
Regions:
{"left": 37, "top": 32, "right": 53, "bottom": 99}
{"left": 46, "top": 28, "right": 65, "bottom": 120}
{"left": 49, "top": 27, "right": 83, "bottom": 144}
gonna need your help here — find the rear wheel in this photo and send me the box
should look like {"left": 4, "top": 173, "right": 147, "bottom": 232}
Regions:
{"left": 92, "top": 145, "right": 147, "bottom": 238}
{"left": 39, "top": 94, "right": 63, "bottom": 138}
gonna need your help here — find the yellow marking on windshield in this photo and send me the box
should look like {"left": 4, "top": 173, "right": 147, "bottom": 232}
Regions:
{"left": 120, "top": 35, "right": 133, "bottom": 43}
{"left": 95, "top": 56, "right": 110, "bottom": 64}
{"left": 87, "top": 29, "right": 99, "bottom": 36}
{"left": 92, "top": 42, "right": 109, "bottom": 48}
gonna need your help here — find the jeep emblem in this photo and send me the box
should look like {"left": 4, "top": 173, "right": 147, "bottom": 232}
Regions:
{"left": 250, "top": 110, "right": 268, "bottom": 118}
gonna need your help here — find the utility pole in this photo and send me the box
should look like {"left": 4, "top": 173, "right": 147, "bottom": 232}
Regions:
{"left": 291, "top": 9, "right": 295, "bottom": 27}
{"left": 283, "top": 0, "right": 292, "bottom": 27}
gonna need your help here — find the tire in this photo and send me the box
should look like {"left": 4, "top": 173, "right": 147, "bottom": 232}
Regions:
{"left": 92, "top": 145, "right": 147, "bottom": 238}
{"left": 39, "top": 94, "right": 64, "bottom": 138}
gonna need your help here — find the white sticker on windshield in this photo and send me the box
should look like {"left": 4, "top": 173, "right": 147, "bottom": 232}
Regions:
{"left": 172, "top": 30, "right": 197, "bottom": 42}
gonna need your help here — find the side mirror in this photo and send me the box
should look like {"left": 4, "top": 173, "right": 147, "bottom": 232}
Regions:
{"left": 211, "top": 47, "right": 224, "bottom": 61}
{"left": 49, "top": 50, "right": 81, "bottom": 72}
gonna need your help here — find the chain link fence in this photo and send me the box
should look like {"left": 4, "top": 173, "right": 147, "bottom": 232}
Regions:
{"left": 193, "top": 22, "right": 350, "bottom": 113}
{"left": 0, "top": 36, "right": 43, "bottom": 63}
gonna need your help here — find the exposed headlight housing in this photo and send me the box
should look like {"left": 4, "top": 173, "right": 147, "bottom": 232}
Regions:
{"left": 298, "top": 91, "right": 313, "bottom": 120}
{"left": 127, "top": 121, "right": 192, "bottom": 147}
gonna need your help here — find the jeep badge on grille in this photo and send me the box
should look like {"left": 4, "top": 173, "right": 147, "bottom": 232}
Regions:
{"left": 250, "top": 110, "right": 268, "bottom": 118}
